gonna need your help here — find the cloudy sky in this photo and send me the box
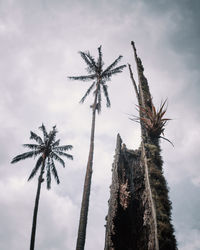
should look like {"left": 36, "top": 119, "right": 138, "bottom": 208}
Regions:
{"left": 0, "top": 0, "right": 200, "bottom": 249}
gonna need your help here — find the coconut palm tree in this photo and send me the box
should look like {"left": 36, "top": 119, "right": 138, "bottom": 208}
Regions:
{"left": 68, "top": 46, "right": 126, "bottom": 250}
{"left": 11, "top": 124, "right": 73, "bottom": 250}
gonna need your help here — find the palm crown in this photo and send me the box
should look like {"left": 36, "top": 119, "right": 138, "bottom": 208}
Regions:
{"left": 68, "top": 46, "right": 126, "bottom": 113}
{"left": 11, "top": 124, "right": 73, "bottom": 189}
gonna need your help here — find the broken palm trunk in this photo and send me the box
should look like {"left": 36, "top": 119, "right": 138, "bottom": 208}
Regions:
{"left": 104, "top": 42, "right": 177, "bottom": 250}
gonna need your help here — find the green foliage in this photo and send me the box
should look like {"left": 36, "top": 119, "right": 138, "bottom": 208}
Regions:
{"left": 68, "top": 46, "right": 126, "bottom": 113}
{"left": 11, "top": 124, "right": 73, "bottom": 189}
{"left": 140, "top": 100, "right": 170, "bottom": 136}
{"left": 146, "top": 142, "right": 177, "bottom": 250}
{"left": 131, "top": 100, "right": 173, "bottom": 146}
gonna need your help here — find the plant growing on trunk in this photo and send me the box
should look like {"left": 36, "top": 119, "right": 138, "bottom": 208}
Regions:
{"left": 128, "top": 42, "right": 177, "bottom": 249}
{"left": 130, "top": 99, "right": 173, "bottom": 145}
{"left": 68, "top": 46, "right": 126, "bottom": 250}
{"left": 11, "top": 124, "right": 73, "bottom": 250}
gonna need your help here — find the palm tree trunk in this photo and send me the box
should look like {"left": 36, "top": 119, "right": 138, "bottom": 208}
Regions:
{"left": 131, "top": 41, "right": 159, "bottom": 249}
{"left": 30, "top": 157, "right": 46, "bottom": 250}
{"left": 76, "top": 85, "right": 99, "bottom": 250}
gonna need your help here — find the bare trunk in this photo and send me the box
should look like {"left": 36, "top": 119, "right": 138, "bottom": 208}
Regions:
{"left": 30, "top": 157, "right": 45, "bottom": 250}
{"left": 128, "top": 64, "right": 140, "bottom": 104}
{"left": 76, "top": 84, "right": 99, "bottom": 250}
{"left": 131, "top": 41, "right": 159, "bottom": 250}
{"left": 141, "top": 142, "right": 159, "bottom": 250}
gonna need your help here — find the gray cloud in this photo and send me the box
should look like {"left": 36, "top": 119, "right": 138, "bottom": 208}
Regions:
{"left": 0, "top": 0, "right": 199, "bottom": 249}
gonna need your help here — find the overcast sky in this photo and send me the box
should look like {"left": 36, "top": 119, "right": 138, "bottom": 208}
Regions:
{"left": 0, "top": 0, "right": 200, "bottom": 249}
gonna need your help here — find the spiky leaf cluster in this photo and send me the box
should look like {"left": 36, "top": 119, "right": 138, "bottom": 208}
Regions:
{"left": 11, "top": 124, "right": 73, "bottom": 189}
{"left": 131, "top": 100, "right": 173, "bottom": 145}
{"left": 140, "top": 100, "right": 170, "bottom": 136}
{"left": 68, "top": 46, "right": 126, "bottom": 113}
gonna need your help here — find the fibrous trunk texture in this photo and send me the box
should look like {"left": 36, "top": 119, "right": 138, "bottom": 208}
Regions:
{"left": 104, "top": 135, "right": 177, "bottom": 250}
{"left": 104, "top": 134, "right": 144, "bottom": 250}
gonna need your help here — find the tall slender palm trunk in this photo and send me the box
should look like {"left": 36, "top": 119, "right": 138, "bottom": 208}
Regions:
{"left": 30, "top": 157, "right": 46, "bottom": 250}
{"left": 76, "top": 85, "right": 99, "bottom": 250}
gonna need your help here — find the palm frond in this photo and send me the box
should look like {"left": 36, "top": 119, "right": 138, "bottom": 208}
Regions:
{"left": 28, "top": 156, "right": 43, "bottom": 181}
{"left": 11, "top": 150, "right": 41, "bottom": 164}
{"left": 79, "top": 51, "right": 97, "bottom": 73}
{"left": 52, "top": 152, "right": 65, "bottom": 167}
{"left": 23, "top": 144, "right": 41, "bottom": 150}
{"left": 30, "top": 131, "right": 43, "bottom": 145}
{"left": 102, "top": 55, "right": 123, "bottom": 75}
{"left": 102, "top": 84, "right": 111, "bottom": 107}
{"left": 53, "top": 145, "right": 73, "bottom": 151}
{"left": 51, "top": 159, "right": 60, "bottom": 184}
{"left": 85, "top": 52, "right": 97, "bottom": 72}
{"left": 68, "top": 74, "right": 96, "bottom": 81}
{"left": 103, "top": 65, "right": 127, "bottom": 79}
{"left": 80, "top": 81, "right": 96, "bottom": 103}
{"left": 52, "top": 139, "right": 60, "bottom": 147}
{"left": 47, "top": 126, "right": 57, "bottom": 147}
{"left": 39, "top": 124, "right": 48, "bottom": 140}
{"left": 54, "top": 151, "right": 73, "bottom": 160}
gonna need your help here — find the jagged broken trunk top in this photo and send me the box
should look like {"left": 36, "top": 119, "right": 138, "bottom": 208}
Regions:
{"left": 104, "top": 135, "right": 177, "bottom": 250}
{"left": 104, "top": 134, "right": 147, "bottom": 250}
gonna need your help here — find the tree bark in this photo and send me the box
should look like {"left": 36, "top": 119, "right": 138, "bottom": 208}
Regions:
{"left": 131, "top": 41, "right": 159, "bottom": 249}
{"left": 76, "top": 84, "right": 99, "bottom": 250}
{"left": 141, "top": 142, "right": 159, "bottom": 250}
{"left": 128, "top": 64, "right": 140, "bottom": 104}
{"left": 30, "top": 157, "right": 45, "bottom": 250}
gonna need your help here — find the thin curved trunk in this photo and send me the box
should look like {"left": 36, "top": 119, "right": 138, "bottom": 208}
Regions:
{"left": 142, "top": 142, "right": 159, "bottom": 250}
{"left": 76, "top": 84, "right": 99, "bottom": 250}
{"left": 137, "top": 66, "right": 159, "bottom": 250}
{"left": 128, "top": 64, "right": 140, "bottom": 104}
{"left": 30, "top": 157, "right": 45, "bottom": 250}
{"left": 130, "top": 41, "right": 159, "bottom": 249}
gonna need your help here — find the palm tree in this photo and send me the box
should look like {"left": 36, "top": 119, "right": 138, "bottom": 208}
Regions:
{"left": 11, "top": 124, "right": 73, "bottom": 250}
{"left": 68, "top": 46, "right": 126, "bottom": 250}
